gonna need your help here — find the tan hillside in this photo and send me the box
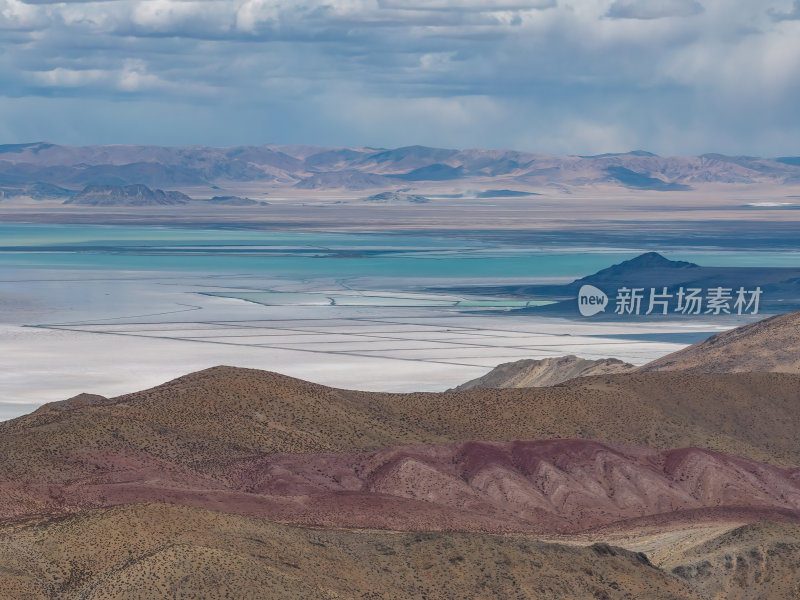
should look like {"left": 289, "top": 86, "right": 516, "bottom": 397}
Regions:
{"left": 0, "top": 503, "right": 707, "bottom": 600}
{"left": 655, "top": 521, "right": 800, "bottom": 600}
{"left": 3, "top": 503, "right": 798, "bottom": 600}
{"left": 555, "top": 521, "right": 800, "bottom": 600}
{"left": 1, "top": 368, "right": 799, "bottom": 491}
{"left": 641, "top": 310, "right": 800, "bottom": 373}
{"left": 452, "top": 355, "right": 635, "bottom": 390}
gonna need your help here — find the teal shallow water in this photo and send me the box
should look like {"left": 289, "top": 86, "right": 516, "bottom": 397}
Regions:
{"left": 1, "top": 223, "right": 799, "bottom": 282}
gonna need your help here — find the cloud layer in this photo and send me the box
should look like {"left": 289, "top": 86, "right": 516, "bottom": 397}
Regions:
{"left": 1, "top": 0, "right": 799, "bottom": 154}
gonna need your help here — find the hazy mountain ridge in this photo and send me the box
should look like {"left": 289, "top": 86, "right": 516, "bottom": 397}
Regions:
{"left": 363, "top": 191, "right": 430, "bottom": 203}
{"left": 65, "top": 184, "right": 191, "bottom": 206}
{"left": 443, "top": 252, "right": 800, "bottom": 317}
{"left": 8, "top": 183, "right": 270, "bottom": 207}
{"left": 2, "top": 142, "right": 800, "bottom": 190}
{"left": 0, "top": 182, "right": 76, "bottom": 200}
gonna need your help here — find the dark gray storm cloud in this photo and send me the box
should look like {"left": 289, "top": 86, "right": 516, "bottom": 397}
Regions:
{"left": 0, "top": 0, "right": 798, "bottom": 154}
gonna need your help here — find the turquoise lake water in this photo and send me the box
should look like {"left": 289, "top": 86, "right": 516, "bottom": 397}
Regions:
{"left": 1, "top": 223, "right": 799, "bottom": 282}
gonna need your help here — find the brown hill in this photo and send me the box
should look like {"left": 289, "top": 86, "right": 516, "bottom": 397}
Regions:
{"left": 453, "top": 355, "right": 635, "bottom": 390}
{"left": 641, "top": 310, "right": 800, "bottom": 373}
{"left": 2, "top": 368, "right": 799, "bottom": 486}
{"left": 7, "top": 438, "right": 798, "bottom": 535}
{"left": 0, "top": 503, "right": 707, "bottom": 600}
{"left": 1, "top": 368, "right": 800, "bottom": 528}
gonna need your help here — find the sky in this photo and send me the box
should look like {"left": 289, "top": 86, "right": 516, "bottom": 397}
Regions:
{"left": 1, "top": 0, "right": 799, "bottom": 155}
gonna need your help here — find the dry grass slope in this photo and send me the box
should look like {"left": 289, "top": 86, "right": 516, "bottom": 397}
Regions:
{"left": 657, "top": 522, "right": 800, "bottom": 600}
{"left": 1, "top": 369, "right": 798, "bottom": 490}
{"left": 0, "top": 503, "right": 707, "bottom": 600}
{"left": 452, "top": 355, "right": 636, "bottom": 390}
{"left": 641, "top": 310, "right": 800, "bottom": 374}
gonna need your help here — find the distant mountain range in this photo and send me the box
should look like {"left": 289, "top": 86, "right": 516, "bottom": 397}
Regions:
{"left": 363, "top": 191, "right": 430, "bottom": 203}
{"left": 0, "top": 182, "right": 267, "bottom": 207}
{"left": 1, "top": 142, "right": 800, "bottom": 191}
{"left": 64, "top": 184, "right": 191, "bottom": 206}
